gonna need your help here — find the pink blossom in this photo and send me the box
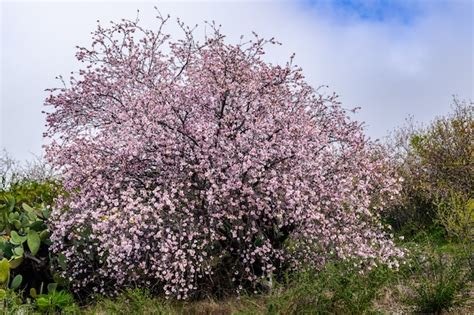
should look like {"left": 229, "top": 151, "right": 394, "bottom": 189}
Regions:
{"left": 45, "top": 14, "right": 403, "bottom": 299}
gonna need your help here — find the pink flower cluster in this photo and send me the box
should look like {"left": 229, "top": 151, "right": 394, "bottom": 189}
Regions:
{"left": 44, "top": 15, "right": 404, "bottom": 299}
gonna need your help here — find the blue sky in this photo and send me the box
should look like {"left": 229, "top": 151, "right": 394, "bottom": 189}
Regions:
{"left": 304, "top": 0, "right": 425, "bottom": 23}
{"left": 1, "top": 0, "right": 473, "bottom": 161}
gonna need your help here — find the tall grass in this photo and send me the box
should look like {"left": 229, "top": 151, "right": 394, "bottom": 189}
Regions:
{"left": 265, "top": 262, "right": 395, "bottom": 314}
{"left": 402, "top": 247, "right": 472, "bottom": 314}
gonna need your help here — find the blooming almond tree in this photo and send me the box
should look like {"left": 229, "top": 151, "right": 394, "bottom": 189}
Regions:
{"left": 44, "top": 14, "right": 403, "bottom": 299}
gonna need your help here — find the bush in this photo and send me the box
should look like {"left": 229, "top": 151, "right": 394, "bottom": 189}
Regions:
{"left": 0, "top": 180, "right": 61, "bottom": 294}
{"left": 0, "top": 150, "right": 54, "bottom": 190}
{"left": 386, "top": 98, "right": 473, "bottom": 238}
{"left": 83, "top": 289, "right": 173, "bottom": 315}
{"left": 0, "top": 288, "right": 35, "bottom": 314}
{"left": 44, "top": 14, "right": 403, "bottom": 299}
{"left": 436, "top": 191, "right": 473, "bottom": 242}
{"left": 266, "top": 262, "right": 394, "bottom": 314}
{"left": 35, "top": 289, "right": 77, "bottom": 313}
{"left": 404, "top": 251, "right": 471, "bottom": 314}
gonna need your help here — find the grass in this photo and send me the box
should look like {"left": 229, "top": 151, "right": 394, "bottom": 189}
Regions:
{"left": 82, "top": 290, "right": 266, "bottom": 315}
{"left": 400, "top": 241, "right": 473, "bottom": 314}
{"left": 81, "top": 237, "right": 473, "bottom": 315}
{"left": 263, "top": 263, "right": 395, "bottom": 315}
{"left": 0, "top": 233, "right": 472, "bottom": 314}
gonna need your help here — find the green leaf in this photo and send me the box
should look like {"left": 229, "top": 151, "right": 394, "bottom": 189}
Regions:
{"left": 0, "top": 289, "right": 6, "bottom": 299}
{"left": 36, "top": 296, "right": 50, "bottom": 310}
{"left": 39, "top": 230, "right": 50, "bottom": 240}
{"left": 21, "top": 203, "right": 35, "bottom": 213}
{"left": 41, "top": 207, "right": 51, "bottom": 220}
{"left": 7, "top": 196, "right": 15, "bottom": 212}
{"left": 26, "top": 211, "right": 37, "bottom": 221}
{"left": 0, "top": 258, "right": 10, "bottom": 283}
{"left": 47, "top": 283, "right": 57, "bottom": 293}
{"left": 9, "top": 257, "right": 23, "bottom": 269}
{"left": 29, "top": 221, "right": 46, "bottom": 231}
{"left": 30, "top": 287, "right": 37, "bottom": 298}
{"left": 20, "top": 217, "right": 30, "bottom": 228}
{"left": 13, "top": 247, "right": 24, "bottom": 257}
{"left": 27, "top": 230, "right": 41, "bottom": 256}
{"left": 10, "top": 231, "right": 26, "bottom": 245}
{"left": 53, "top": 273, "right": 68, "bottom": 286}
{"left": 8, "top": 213, "right": 16, "bottom": 222}
{"left": 58, "top": 253, "right": 67, "bottom": 271}
{"left": 12, "top": 220, "right": 22, "bottom": 230}
{"left": 10, "top": 274, "right": 22, "bottom": 290}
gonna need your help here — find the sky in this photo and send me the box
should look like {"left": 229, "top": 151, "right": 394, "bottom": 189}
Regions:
{"left": 1, "top": 0, "right": 473, "bottom": 162}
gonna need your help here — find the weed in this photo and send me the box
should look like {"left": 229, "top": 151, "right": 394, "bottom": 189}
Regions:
{"left": 404, "top": 251, "right": 471, "bottom": 314}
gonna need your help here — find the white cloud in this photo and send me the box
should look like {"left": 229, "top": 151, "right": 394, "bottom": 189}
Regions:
{"left": 1, "top": 0, "right": 472, "bottom": 161}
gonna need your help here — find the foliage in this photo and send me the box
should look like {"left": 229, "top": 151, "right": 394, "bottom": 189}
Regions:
{"left": 44, "top": 13, "right": 403, "bottom": 299}
{"left": 436, "top": 191, "right": 474, "bottom": 241}
{"left": 35, "top": 289, "right": 78, "bottom": 313}
{"left": 0, "top": 258, "right": 23, "bottom": 291}
{"left": 0, "top": 288, "right": 35, "bottom": 314}
{"left": 18, "top": 239, "right": 470, "bottom": 314}
{"left": 0, "top": 287, "right": 76, "bottom": 315}
{"left": 83, "top": 289, "right": 173, "bottom": 315}
{"left": 408, "top": 99, "right": 473, "bottom": 198}
{"left": 403, "top": 250, "right": 472, "bottom": 314}
{"left": 386, "top": 98, "right": 473, "bottom": 238}
{"left": 0, "top": 150, "right": 54, "bottom": 190}
{"left": 266, "top": 262, "right": 394, "bottom": 314}
{"left": 0, "top": 180, "right": 60, "bottom": 293}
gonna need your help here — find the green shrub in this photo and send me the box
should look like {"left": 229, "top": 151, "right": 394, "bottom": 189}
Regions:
{"left": 266, "top": 262, "right": 394, "bottom": 314}
{"left": 436, "top": 192, "right": 473, "bottom": 242}
{"left": 83, "top": 289, "right": 173, "bottom": 315}
{"left": 0, "top": 180, "right": 61, "bottom": 294}
{"left": 404, "top": 251, "right": 471, "bottom": 314}
{"left": 35, "top": 289, "right": 77, "bottom": 313}
{"left": 399, "top": 224, "right": 448, "bottom": 247}
{"left": 0, "top": 288, "right": 35, "bottom": 314}
{"left": 386, "top": 98, "right": 473, "bottom": 238}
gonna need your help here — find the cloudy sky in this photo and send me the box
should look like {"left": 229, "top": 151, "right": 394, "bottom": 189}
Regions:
{"left": 1, "top": 0, "right": 473, "bottom": 161}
